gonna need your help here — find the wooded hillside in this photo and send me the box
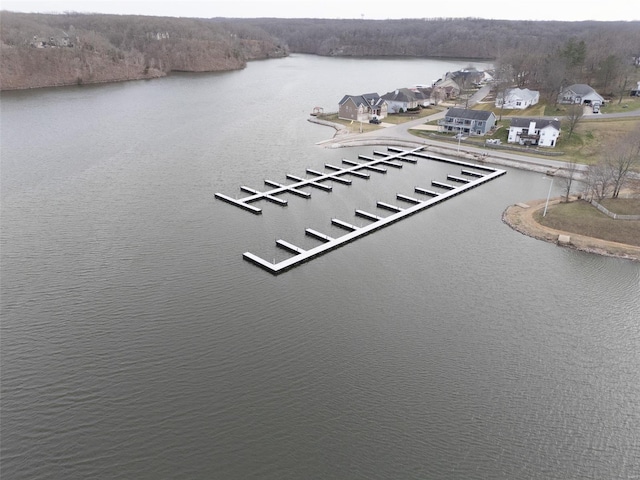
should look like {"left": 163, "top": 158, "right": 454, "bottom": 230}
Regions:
{"left": 0, "top": 12, "right": 288, "bottom": 89}
{"left": 231, "top": 17, "right": 639, "bottom": 61}
{"left": 2, "top": 12, "right": 639, "bottom": 92}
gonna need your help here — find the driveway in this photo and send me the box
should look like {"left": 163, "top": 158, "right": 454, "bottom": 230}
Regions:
{"left": 317, "top": 85, "right": 639, "bottom": 176}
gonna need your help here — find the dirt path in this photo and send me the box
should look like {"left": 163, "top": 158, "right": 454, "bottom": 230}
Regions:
{"left": 502, "top": 198, "right": 640, "bottom": 262}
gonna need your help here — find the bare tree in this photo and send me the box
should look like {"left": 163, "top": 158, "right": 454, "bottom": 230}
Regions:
{"left": 431, "top": 86, "right": 444, "bottom": 106}
{"left": 454, "top": 74, "right": 472, "bottom": 109}
{"left": 564, "top": 104, "right": 584, "bottom": 140}
{"left": 541, "top": 55, "right": 568, "bottom": 104}
{"left": 597, "top": 54, "right": 622, "bottom": 93}
{"left": 615, "top": 64, "right": 635, "bottom": 105}
{"left": 559, "top": 159, "right": 580, "bottom": 202}
{"left": 606, "top": 131, "right": 640, "bottom": 197}
{"left": 493, "top": 61, "right": 514, "bottom": 121}
{"left": 584, "top": 160, "right": 614, "bottom": 201}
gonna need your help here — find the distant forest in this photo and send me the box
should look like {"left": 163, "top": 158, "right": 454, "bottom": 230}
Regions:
{"left": 1, "top": 11, "right": 639, "bottom": 94}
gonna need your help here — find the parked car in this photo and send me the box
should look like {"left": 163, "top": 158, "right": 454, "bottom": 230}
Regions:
{"left": 369, "top": 117, "right": 381, "bottom": 124}
{"left": 592, "top": 102, "right": 600, "bottom": 113}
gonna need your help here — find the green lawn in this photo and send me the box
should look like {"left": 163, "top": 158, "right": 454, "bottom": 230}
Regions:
{"left": 474, "top": 115, "right": 640, "bottom": 166}
{"left": 535, "top": 200, "right": 640, "bottom": 246}
{"left": 600, "top": 198, "right": 640, "bottom": 215}
{"left": 556, "top": 118, "right": 640, "bottom": 165}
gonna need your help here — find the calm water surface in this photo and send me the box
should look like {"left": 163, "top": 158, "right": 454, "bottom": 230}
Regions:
{"left": 2, "top": 54, "right": 639, "bottom": 479}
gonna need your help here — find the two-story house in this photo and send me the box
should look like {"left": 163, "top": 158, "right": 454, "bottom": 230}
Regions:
{"left": 438, "top": 108, "right": 496, "bottom": 136}
{"left": 432, "top": 78, "right": 460, "bottom": 99}
{"left": 338, "top": 93, "right": 388, "bottom": 122}
{"left": 508, "top": 118, "right": 561, "bottom": 147}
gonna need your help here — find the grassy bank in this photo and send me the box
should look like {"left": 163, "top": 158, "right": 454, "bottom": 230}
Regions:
{"left": 456, "top": 97, "right": 640, "bottom": 167}
{"left": 558, "top": 118, "right": 640, "bottom": 165}
{"left": 534, "top": 199, "right": 640, "bottom": 246}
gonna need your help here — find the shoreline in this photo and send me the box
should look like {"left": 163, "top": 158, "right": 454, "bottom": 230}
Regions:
{"left": 501, "top": 198, "right": 640, "bottom": 262}
{"left": 309, "top": 117, "right": 640, "bottom": 263}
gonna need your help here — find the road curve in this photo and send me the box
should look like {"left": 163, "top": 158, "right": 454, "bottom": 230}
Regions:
{"left": 314, "top": 86, "right": 639, "bottom": 177}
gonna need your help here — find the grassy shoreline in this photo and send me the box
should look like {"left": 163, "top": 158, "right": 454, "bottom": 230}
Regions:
{"left": 502, "top": 198, "right": 640, "bottom": 261}
{"left": 535, "top": 199, "right": 640, "bottom": 246}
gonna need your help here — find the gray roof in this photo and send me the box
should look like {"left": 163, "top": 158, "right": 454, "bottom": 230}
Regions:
{"left": 447, "top": 69, "right": 484, "bottom": 84}
{"left": 381, "top": 88, "right": 418, "bottom": 102}
{"left": 510, "top": 118, "right": 561, "bottom": 130}
{"left": 563, "top": 84, "right": 597, "bottom": 96}
{"left": 362, "top": 92, "right": 381, "bottom": 103}
{"left": 339, "top": 93, "right": 384, "bottom": 107}
{"left": 446, "top": 108, "right": 494, "bottom": 121}
{"left": 502, "top": 88, "right": 539, "bottom": 102}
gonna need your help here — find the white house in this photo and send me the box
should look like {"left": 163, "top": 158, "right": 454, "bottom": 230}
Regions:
{"left": 558, "top": 84, "right": 604, "bottom": 105}
{"left": 508, "top": 118, "right": 561, "bottom": 148}
{"left": 495, "top": 88, "right": 540, "bottom": 109}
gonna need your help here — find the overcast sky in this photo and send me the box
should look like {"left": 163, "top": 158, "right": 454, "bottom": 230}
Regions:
{"left": 2, "top": 0, "right": 638, "bottom": 22}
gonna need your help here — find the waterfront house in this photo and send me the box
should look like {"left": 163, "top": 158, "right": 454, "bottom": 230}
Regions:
{"left": 558, "top": 84, "right": 604, "bottom": 105}
{"left": 495, "top": 88, "right": 540, "bottom": 109}
{"left": 432, "top": 78, "right": 460, "bottom": 99}
{"left": 438, "top": 108, "right": 496, "bottom": 136}
{"left": 508, "top": 118, "right": 561, "bottom": 147}
{"left": 409, "top": 87, "right": 432, "bottom": 107}
{"left": 381, "top": 88, "right": 420, "bottom": 113}
{"left": 338, "top": 93, "right": 387, "bottom": 122}
{"left": 445, "top": 68, "right": 485, "bottom": 88}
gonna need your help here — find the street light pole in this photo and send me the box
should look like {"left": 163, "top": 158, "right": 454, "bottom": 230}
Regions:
{"left": 543, "top": 176, "right": 554, "bottom": 217}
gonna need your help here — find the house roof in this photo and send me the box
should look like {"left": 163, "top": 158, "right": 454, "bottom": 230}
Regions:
{"left": 446, "top": 108, "right": 494, "bottom": 121}
{"left": 361, "top": 92, "right": 381, "bottom": 103}
{"left": 446, "top": 69, "right": 484, "bottom": 85}
{"left": 509, "top": 118, "right": 561, "bottom": 130}
{"left": 409, "top": 88, "right": 429, "bottom": 100}
{"left": 502, "top": 88, "right": 539, "bottom": 102}
{"left": 381, "top": 88, "right": 420, "bottom": 103}
{"left": 433, "top": 78, "right": 460, "bottom": 90}
{"left": 339, "top": 93, "right": 384, "bottom": 107}
{"left": 562, "top": 84, "right": 598, "bottom": 96}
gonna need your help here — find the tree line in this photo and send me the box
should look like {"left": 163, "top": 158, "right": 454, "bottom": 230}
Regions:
{"left": 2, "top": 12, "right": 639, "bottom": 92}
{"left": 0, "top": 12, "right": 288, "bottom": 89}
{"left": 229, "top": 17, "right": 639, "bottom": 98}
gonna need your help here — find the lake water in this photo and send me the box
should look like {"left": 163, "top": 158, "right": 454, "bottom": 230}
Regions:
{"left": 1, "top": 54, "right": 639, "bottom": 479}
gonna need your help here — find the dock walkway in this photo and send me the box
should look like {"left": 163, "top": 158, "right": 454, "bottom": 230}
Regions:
{"left": 216, "top": 147, "right": 506, "bottom": 274}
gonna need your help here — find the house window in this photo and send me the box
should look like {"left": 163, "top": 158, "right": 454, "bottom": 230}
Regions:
{"left": 516, "top": 101, "right": 521, "bottom": 106}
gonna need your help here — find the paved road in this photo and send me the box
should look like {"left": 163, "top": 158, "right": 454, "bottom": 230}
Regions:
{"left": 319, "top": 86, "right": 639, "bottom": 176}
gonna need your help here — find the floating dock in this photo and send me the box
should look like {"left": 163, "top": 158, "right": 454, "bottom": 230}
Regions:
{"left": 215, "top": 147, "right": 422, "bottom": 213}
{"left": 214, "top": 193, "right": 263, "bottom": 214}
{"left": 414, "top": 187, "right": 439, "bottom": 197}
{"left": 216, "top": 146, "right": 506, "bottom": 274}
